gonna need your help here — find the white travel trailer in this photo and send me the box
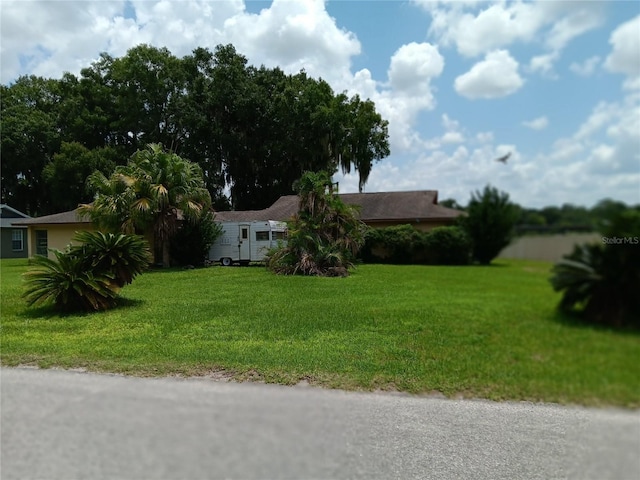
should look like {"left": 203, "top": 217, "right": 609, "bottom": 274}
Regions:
{"left": 209, "top": 220, "right": 287, "bottom": 266}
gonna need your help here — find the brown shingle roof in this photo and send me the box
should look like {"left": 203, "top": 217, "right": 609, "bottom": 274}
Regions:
{"left": 214, "top": 191, "right": 464, "bottom": 223}
{"left": 12, "top": 209, "right": 89, "bottom": 226}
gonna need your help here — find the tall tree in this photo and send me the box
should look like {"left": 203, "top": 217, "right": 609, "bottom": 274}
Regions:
{"left": 81, "top": 144, "right": 211, "bottom": 267}
{"left": 42, "top": 142, "right": 118, "bottom": 212}
{"left": 2, "top": 44, "right": 390, "bottom": 213}
{"left": 0, "top": 76, "right": 61, "bottom": 214}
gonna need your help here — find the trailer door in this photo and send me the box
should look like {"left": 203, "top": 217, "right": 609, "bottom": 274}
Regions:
{"left": 239, "top": 224, "right": 251, "bottom": 261}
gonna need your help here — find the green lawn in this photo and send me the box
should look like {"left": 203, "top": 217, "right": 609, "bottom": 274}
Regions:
{"left": 1, "top": 258, "right": 638, "bottom": 407}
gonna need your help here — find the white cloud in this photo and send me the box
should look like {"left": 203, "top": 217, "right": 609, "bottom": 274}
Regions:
{"left": 423, "top": 1, "right": 543, "bottom": 57}
{"left": 421, "top": 0, "right": 603, "bottom": 76}
{"left": 528, "top": 52, "right": 559, "bottom": 77}
{"left": 604, "top": 15, "right": 640, "bottom": 90}
{"left": 570, "top": 56, "right": 601, "bottom": 77}
{"left": 224, "top": 0, "right": 360, "bottom": 88}
{"left": 387, "top": 42, "right": 444, "bottom": 94}
{"left": 522, "top": 116, "right": 549, "bottom": 131}
{"left": 544, "top": 5, "right": 603, "bottom": 52}
{"left": 454, "top": 50, "right": 523, "bottom": 99}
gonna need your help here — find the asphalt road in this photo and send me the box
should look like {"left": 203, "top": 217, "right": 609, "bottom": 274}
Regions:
{"left": 1, "top": 367, "right": 639, "bottom": 480}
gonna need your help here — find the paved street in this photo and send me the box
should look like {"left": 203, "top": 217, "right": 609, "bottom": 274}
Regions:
{"left": 1, "top": 367, "right": 639, "bottom": 480}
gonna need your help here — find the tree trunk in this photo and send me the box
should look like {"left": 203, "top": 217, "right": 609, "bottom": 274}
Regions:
{"left": 162, "top": 239, "right": 171, "bottom": 268}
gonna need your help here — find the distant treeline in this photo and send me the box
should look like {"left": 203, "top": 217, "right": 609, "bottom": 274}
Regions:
{"left": 440, "top": 198, "right": 640, "bottom": 234}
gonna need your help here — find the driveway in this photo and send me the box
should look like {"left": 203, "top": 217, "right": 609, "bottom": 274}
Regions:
{"left": 1, "top": 367, "right": 638, "bottom": 479}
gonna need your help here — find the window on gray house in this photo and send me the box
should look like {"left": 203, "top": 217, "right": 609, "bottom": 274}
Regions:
{"left": 12, "top": 229, "right": 24, "bottom": 251}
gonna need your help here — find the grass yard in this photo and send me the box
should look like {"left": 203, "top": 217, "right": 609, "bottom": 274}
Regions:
{"left": 1, "top": 258, "right": 638, "bottom": 407}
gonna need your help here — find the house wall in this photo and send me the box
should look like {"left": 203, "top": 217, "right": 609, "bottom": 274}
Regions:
{"left": 26, "top": 224, "right": 96, "bottom": 259}
{"left": 498, "top": 232, "right": 601, "bottom": 263}
{"left": 1, "top": 228, "right": 28, "bottom": 258}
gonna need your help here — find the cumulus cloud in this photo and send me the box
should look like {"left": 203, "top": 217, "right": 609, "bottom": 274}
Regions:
{"left": 522, "top": 116, "right": 549, "bottom": 131}
{"left": 387, "top": 42, "right": 444, "bottom": 94}
{"left": 454, "top": 50, "right": 523, "bottom": 99}
{"left": 352, "top": 42, "right": 444, "bottom": 154}
{"left": 604, "top": 15, "right": 640, "bottom": 90}
{"left": 224, "top": 0, "right": 360, "bottom": 87}
{"left": 420, "top": 0, "right": 603, "bottom": 76}
{"left": 423, "top": 1, "right": 542, "bottom": 57}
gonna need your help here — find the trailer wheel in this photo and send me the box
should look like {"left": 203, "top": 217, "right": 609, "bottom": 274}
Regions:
{"left": 221, "top": 257, "right": 232, "bottom": 266}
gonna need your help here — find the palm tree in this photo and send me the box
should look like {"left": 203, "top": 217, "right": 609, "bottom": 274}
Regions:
{"left": 81, "top": 144, "right": 211, "bottom": 267}
{"left": 267, "top": 170, "right": 366, "bottom": 276}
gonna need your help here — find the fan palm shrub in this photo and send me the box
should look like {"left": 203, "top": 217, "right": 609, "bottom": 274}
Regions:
{"left": 550, "top": 210, "right": 640, "bottom": 328}
{"left": 23, "top": 250, "right": 119, "bottom": 312}
{"left": 23, "top": 231, "right": 151, "bottom": 312}
{"left": 69, "top": 231, "right": 152, "bottom": 287}
{"left": 266, "top": 171, "right": 367, "bottom": 277}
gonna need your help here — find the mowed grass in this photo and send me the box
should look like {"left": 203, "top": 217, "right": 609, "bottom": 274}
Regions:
{"left": 1, "top": 258, "right": 638, "bottom": 407}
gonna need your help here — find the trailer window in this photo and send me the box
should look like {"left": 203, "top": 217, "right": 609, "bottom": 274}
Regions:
{"left": 255, "top": 231, "right": 270, "bottom": 241}
{"left": 273, "top": 231, "right": 287, "bottom": 240}
{"left": 241, "top": 228, "right": 248, "bottom": 240}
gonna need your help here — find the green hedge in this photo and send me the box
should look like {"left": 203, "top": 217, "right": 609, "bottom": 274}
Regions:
{"left": 361, "top": 225, "right": 471, "bottom": 265}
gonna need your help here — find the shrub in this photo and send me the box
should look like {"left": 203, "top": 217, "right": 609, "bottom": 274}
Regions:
{"left": 23, "top": 232, "right": 151, "bottom": 312}
{"left": 266, "top": 171, "right": 366, "bottom": 277}
{"left": 424, "top": 226, "right": 472, "bottom": 265}
{"left": 70, "top": 231, "right": 152, "bottom": 287}
{"left": 170, "top": 211, "right": 222, "bottom": 266}
{"left": 23, "top": 250, "right": 119, "bottom": 312}
{"left": 361, "top": 225, "right": 428, "bottom": 264}
{"left": 550, "top": 210, "right": 640, "bottom": 328}
{"left": 460, "top": 184, "right": 519, "bottom": 265}
{"left": 361, "top": 225, "right": 471, "bottom": 265}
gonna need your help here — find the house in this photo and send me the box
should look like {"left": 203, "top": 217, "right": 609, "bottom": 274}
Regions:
{"left": 0, "top": 204, "right": 31, "bottom": 259}
{"left": 12, "top": 209, "right": 95, "bottom": 259}
{"left": 215, "top": 190, "right": 463, "bottom": 231}
{"left": 12, "top": 190, "right": 462, "bottom": 260}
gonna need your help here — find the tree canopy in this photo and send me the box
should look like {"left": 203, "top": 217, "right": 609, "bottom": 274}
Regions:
{"left": 1, "top": 44, "right": 390, "bottom": 215}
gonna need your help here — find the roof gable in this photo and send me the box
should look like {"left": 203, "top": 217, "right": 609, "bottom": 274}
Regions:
{"left": 0, "top": 204, "right": 31, "bottom": 219}
{"left": 0, "top": 204, "right": 32, "bottom": 229}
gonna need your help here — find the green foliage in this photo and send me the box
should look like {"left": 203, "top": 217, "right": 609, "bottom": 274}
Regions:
{"left": 70, "top": 231, "right": 152, "bottom": 288}
{"left": 42, "top": 142, "right": 117, "bottom": 212}
{"left": 22, "top": 231, "right": 151, "bottom": 312}
{"left": 0, "top": 76, "right": 61, "bottom": 215}
{"left": 1, "top": 44, "right": 389, "bottom": 213}
{"left": 23, "top": 250, "right": 118, "bottom": 312}
{"left": 362, "top": 225, "right": 471, "bottom": 265}
{"left": 266, "top": 171, "right": 367, "bottom": 276}
{"left": 424, "top": 226, "right": 472, "bottom": 265}
{"left": 460, "top": 185, "right": 519, "bottom": 265}
{"left": 362, "top": 225, "right": 427, "bottom": 264}
{"left": 550, "top": 210, "right": 640, "bottom": 328}
{"left": 170, "top": 210, "right": 222, "bottom": 266}
{"left": 81, "top": 143, "right": 211, "bottom": 267}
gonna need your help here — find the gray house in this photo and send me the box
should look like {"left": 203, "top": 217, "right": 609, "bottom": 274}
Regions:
{"left": 0, "top": 204, "right": 31, "bottom": 259}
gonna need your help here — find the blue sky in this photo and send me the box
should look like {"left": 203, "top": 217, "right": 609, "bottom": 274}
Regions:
{"left": 1, "top": 0, "right": 639, "bottom": 208}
